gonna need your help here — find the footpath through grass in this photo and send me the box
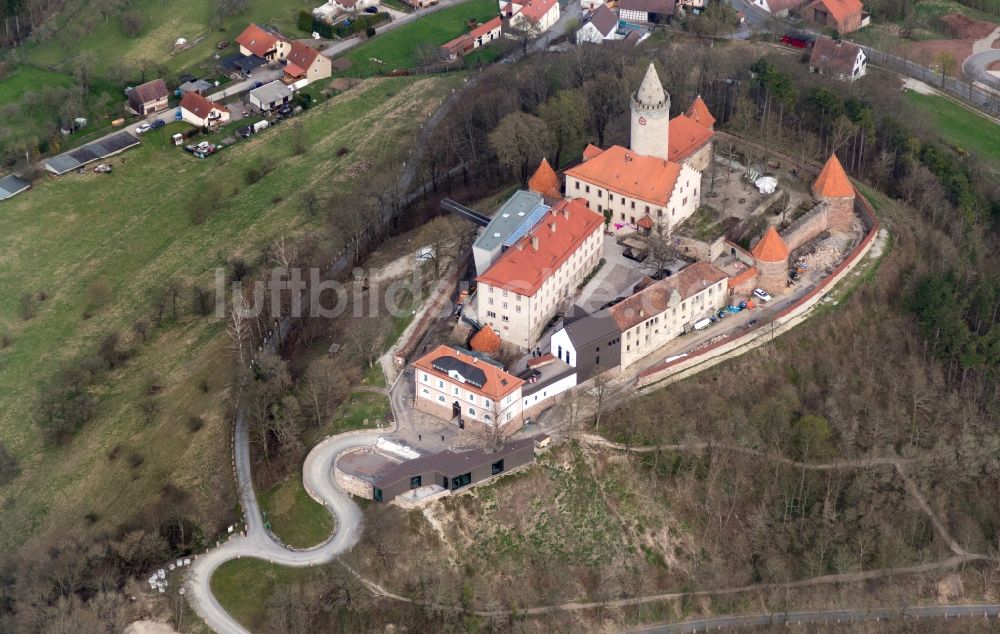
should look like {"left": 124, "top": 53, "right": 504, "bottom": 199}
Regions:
{"left": 339, "top": 0, "right": 498, "bottom": 75}
{"left": 0, "top": 76, "right": 456, "bottom": 555}
{"left": 904, "top": 91, "right": 1000, "bottom": 169}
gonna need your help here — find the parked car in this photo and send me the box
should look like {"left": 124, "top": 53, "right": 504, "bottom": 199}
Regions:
{"left": 217, "top": 40, "right": 231, "bottom": 49}
{"left": 253, "top": 81, "right": 264, "bottom": 89}
{"left": 753, "top": 288, "right": 772, "bottom": 302}
{"left": 651, "top": 268, "right": 671, "bottom": 280}
{"left": 747, "top": 319, "right": 760, "bottom": 328}
{"left": 623, "top": 247, "right": 648, "bottom": 263}
{"left": 237, "top": 125, "right": 254, "bottom": 138}
{"left": 364, "top": 5, "right": 379, "bottom": 12}
{"left": 135, "top": 123, "right": 152, "bottom": 134}
{"left": 150, "top": 119, "right": 165, "bottom": 130}
{"left": 716, "top": 310, "right": 727, "bottom": 319}
{"left": 93, "top": 164, "right": 112, "bottom": 173}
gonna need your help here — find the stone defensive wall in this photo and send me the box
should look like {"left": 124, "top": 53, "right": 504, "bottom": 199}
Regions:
{"left": 637, "top": 188, "right": 880, "bottom": 388}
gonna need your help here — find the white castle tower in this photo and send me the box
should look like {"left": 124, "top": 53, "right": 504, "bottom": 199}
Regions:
{"left": 630, "top": 63, "right": 671, "bottom": 160}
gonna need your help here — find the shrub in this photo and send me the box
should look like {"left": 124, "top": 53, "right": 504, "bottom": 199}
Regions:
{"left": 198, "top": 378, "right": 211, "bottom": 393}
{"left": 0, "top": 442, "right": 20, "bottom": 486}
{"left": 229, "top": 256, "right": 250, "bottom": 281}
{"left": 126, "top": 450, "right": 144, "bottom": 469}
{"left": 138, "top": 397, "right": 159, "bottom": 425}
{"left": 298, "top": 9, "right": 314, "bottom": 32}
{"left": 186, "top": 415, "right": 205, "bottom": 433}
{"left": 121, "top": 10, "right": 144, "bottom": 38}
{"left": 107, "top": 444, "right": 122, "bottom": 461}
{"left": 19, "top": 292, "right": 38, "bottom": 320}
{"left": 191, "top": 286, "right": 214, "bottom": 316}
{"left": 0, "top": 333, "right": 11, "bottom": 349}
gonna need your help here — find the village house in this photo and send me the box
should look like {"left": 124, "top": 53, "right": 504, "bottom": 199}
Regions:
{"left": 249, "top": 80, "right": 294, "bottom": 111}
{"left": 178, "top": 79, "right": 213, "bottom": 95}
{"left": 474, "top": 198, "right": 605, "bottom": 349}
{"left": 440, "top": 16, "right": 503, "bottom": 61}
{"left": 576, "top": 5, "right": 620, "bottom": 44}
{"left": 750, "top": 0, "right": 803, "bottom": 16}
{"left": 550, "top": 261, "right": 728, "bottom": 377}
{"left": 126, "top": 79, "right": 169, "bottom": 116}
{"left": 800, "top": 0, "right": 868, "bottom": 33}
{"left": 179, "top": 92, "right": 230, "bottom": 128}
{"left": 564, "top": 64, "right": 714, "bottom": 236}
{"left": 284, "top": 41, "right": 332, "bottom": 88}
{"left": 809, "top": 36, "right": 867, "bottom": 80}
{"left": 618, "top": 0, "right": 675, "bottom": 24}
{"left": 501, "top": 0, "right": 561, "bottom": 33}
{"left": 413, "top": 345, "right": 526, "bottom": 433}
{"left": 236, "top": 23, "right": 292, "bottom": 61}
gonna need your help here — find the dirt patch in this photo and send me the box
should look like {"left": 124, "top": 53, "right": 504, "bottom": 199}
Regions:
{"left": 939, "top": 13, "right": 996, "bottom": 40}
{"left": 330, "top": 77, "right": 361, "bottom": 91}
{"left": 124, "top": 621, "right": 180, "bottom": 634}
{"left": 894, "top": 39, "right": 975, "bottom": 72}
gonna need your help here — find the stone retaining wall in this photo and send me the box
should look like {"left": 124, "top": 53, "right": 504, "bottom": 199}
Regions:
{"left": 637, "top": 188, "right": 880, "bottom": 388}
{"left": 334, "top": 448, "right": 376, "bottom": 500}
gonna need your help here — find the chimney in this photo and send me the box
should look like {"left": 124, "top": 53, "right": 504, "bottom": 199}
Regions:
{"left": 517, "top": 242, "right": 524, "bottom": 250}
{"left": 549, "top": 222, "right": 557, "bottom": 233}
{"left": 473, "top": 357, "right": 478, "bottom": 364}
{"left": 639, "top": 308, "right": 645, "bottom": 317}
{"left": 562, "top": 206, "right": 570, "bottom": 219}
{"left": 531, "top": 235, "right": 540, "bottom": 250}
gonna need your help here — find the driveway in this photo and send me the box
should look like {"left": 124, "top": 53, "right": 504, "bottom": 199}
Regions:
{"left": 963, "top": 49, "right": 1000, "bottom": 91}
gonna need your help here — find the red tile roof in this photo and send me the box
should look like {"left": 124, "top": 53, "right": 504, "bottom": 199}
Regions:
{"left": 805, "top": 0, "right": 861, "bottom": 22}
{"left": 565, "top": 145, "right": 681, "bottom": 206}
{"left": 636, "top": 214, "right": 654, "bottom": 229}
{"left": 668, "top": 114, "right": 714, "bottom": 162}
{"left": 414, "top": 345, "right": 523, "bottom": 401}
{"left": 469, "top": 325, "right": 502, "bottom": 354}
{"left": 476, "top": 198, "right": 604, "bottom": 295}
{"left": 582, "top": 144, "right": 604, "bottom": 160}
{"left": 685, "top": 95, "right": 716, "bottom": 128}
{"left": 286, "top": 41, "right": 321, "bottom": 74}
{"left": 609, "top": 261, "right": 728, "bottom": 331}
{"left": 180, "top": 91, "right": 226, "bottom": 119}
{"left": 528, "top": 158, "right": 561, "bottom": 198}
{"left": 727, "top": 266, "right": 759, "bottom": 288}
{"left": 527, "top": 352, "right": 555, "bottom": 368}
{"left": 236, "top": 24, "right": 286, "bottom": 58}
{"left": 518, "top": 0, "right": 557, "bottom": 23}
{"left": 130, "top": 79, "right": 168, "bottom": 105}
{"left": 813, "top": 153, "right": 854, "bottom": 198}
{"left": 470, "top": 16, "right": 502, "bottom": 38}
{"left": 751, "top": 226, "right": 789, "bottom": 263}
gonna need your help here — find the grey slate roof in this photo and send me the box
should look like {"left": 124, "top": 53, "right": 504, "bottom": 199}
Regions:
{"left": 562, "top": 308, "right": 621, "bottom": 348}
{"left": 474, "top": 190, "right": 549, "bottom": 253}
{"left": 0, "top": 174, "right": 30, "bottom": 201}
{"left": 250, "top": 80, "right": 293, "bottom": 105}
{"left": 590, "top": 4, "right": 619, "bottom": 36}
{"left": 179, "top": 79, "right": 213, "bottom": 94}
{"left": 44, "top": 131, "right": 140, "bottom": 175}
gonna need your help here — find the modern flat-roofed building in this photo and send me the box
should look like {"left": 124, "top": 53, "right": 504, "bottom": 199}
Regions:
{"left": 472, "top": 190, "right": 550, "bottom": 276}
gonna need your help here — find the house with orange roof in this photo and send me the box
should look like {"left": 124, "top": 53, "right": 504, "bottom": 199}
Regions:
{"left": 475, "top": 198, "right": 604, "bottom": 348}
{"left": 179, "top": 92, "right": 230, "bottom": 128}
{"left": 236, "top": 23, "right": 291, "bottom": 61}
{"left": 501, "top": 0, "right": 560, "bottom": 32}
{"left": 283, "top": 41, "right": 331, "bottom": 88}
{"left": 413, "top": 345, "right": 526, "bottom": 432}
{"left": 564, "top": 64, "right": 713, "bottom": 236}
{"left": 799, "top": 0, "right": 868, "bottom": 33}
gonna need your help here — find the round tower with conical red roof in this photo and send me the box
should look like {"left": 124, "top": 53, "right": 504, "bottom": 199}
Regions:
{"left": 750, "top": 226, "right": 790, "bottom": 294}
{"left": 812, "top": 153, "right": 855, "bottom": 232}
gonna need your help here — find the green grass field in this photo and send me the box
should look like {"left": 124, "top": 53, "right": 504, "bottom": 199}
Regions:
{"left": 259, "top": 476, "right": 333, "bottom": 548}
{"left": 211, "top": 559, "right": 319, "bottom": 630}
{"left": 905, "top": 91, "right": 1000, "bottom": 168}
{"left": 327, "top": 391, "right": 390, "bottom": 436}
{"left": 18, "top": 0, "right": 311, "bottom": 77}
{"left": 339, "top": 0, "right": 498, "bottom": 75}
{"left": 0, "top": 76, "right": 456, "bottom": 554}
{"left": 0, "top": 66, "right": 74, "bottom": 105}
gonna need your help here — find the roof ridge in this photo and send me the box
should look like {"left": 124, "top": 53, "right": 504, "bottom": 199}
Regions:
{"left": 812, "top": 153, "right": 854, "bottom": 198}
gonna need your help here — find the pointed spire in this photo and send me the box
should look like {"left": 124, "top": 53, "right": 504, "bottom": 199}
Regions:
{"left": 812, "top": 153, "right": 854, "bottom": 198}
{"left": 527, "top": 158, "right": 561, "bottom": 199}
{"left": 635, "top": 63, "right": 667, "bottom": 107}
{"left": 686, "top": 95, "right": 716, "bottom": 129}
{"left": 751, "top": 226, "right": 789, "bottom": 263}
{"left": 469, "top": 325, "right": 501, "bottom": 354}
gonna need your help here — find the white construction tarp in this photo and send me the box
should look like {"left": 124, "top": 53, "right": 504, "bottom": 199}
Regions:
{"left": 754, "top": 176, "right": 778, "bottom": 194}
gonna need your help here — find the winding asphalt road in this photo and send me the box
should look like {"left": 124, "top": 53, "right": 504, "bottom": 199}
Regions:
{"left": 184, "top": 411, "right": 387, "bottom": 634}
{"left": 964, "top": 49, "right": 1000, "bottom": 91}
